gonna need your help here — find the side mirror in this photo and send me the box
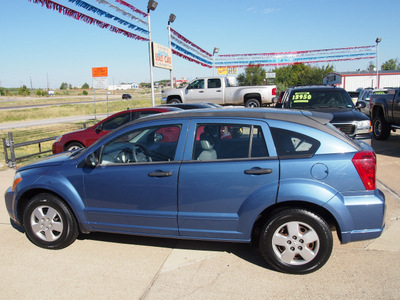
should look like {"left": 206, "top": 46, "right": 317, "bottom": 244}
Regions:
{"left": 356, "top": 101, "right": 366, "bottom": 109}
{"left": 85, "top": 153, "right": 99, "bottom": 168}
{"left": 95, "top": 124, "right": 102, "bottom": 133}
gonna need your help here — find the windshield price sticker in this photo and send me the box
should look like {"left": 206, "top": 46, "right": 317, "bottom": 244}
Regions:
{"left": 292, "top": 92, "right": 312, "bottom": 103}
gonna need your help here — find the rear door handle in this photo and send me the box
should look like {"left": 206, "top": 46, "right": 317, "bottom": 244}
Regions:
{"left": 148, "top": 171, "right": 173, "bottom": 177}
{"left": 199, "top": 91, "right": 204, "bottom": 93}
{"left": 244, "top": 168, "right": 273, "bottom": 175}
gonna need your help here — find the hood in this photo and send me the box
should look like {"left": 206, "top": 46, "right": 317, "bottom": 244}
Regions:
{"left": 311, "top": 107, "right": 368, "bottom": 123}
{"left": 18, "top": 152, "right": 72, "bottom": 171}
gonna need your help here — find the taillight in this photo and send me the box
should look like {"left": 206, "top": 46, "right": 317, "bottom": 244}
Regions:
{"left": 272, "top": 87, "right": 277, "bottom": 96}
{"left": 352, "top": 151, "right": 376, "bottom": 190}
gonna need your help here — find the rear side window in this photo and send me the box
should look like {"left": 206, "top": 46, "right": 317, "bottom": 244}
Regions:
{"left": 207, "top": 79, "right": 221, "bottom": 88}
{"left": 193, "top": 124, "right": 268, "bottom": 160}
{"left": 270, "top": 128, "right": 320, "bottom": 158}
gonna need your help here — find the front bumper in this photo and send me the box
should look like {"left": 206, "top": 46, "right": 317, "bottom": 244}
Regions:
{"left": 4, "top": 186, "right": 19, "bottom": 226}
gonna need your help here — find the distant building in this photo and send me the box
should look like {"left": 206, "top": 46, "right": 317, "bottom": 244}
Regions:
{"left": 323, "top": 70, "right": 400, "bottom": 91}
{"left": 108, "top": 83, "right": 138, "bottom": 90}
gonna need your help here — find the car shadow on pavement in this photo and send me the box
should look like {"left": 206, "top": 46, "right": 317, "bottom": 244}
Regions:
{"left": 371, "top": 133, "right": 400, "bottom": 158}
{"left": 80, "top": 232, "right": 270, "bottom": 270}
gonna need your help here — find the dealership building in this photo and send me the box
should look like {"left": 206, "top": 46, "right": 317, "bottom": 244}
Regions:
{"left": 323, "top": 70, "right": 400, "bottom": 91}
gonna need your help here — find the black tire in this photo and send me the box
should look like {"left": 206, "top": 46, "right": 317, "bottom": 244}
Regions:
{"left": 168, "top": 98, "right": 182, "bottom": 104}
{"left": 259, "top": 208, "right": 333, "bottom": 274}
{"left": 245, "top": 99, "right": 260, "bottom": 108}
{"left": 372, "top": 114, "right": 391, "bottom": 140}
{"left": 64, "top": 142, "right": 84, "bottom": 152}
{"left": 23, "top": 193, "right": 79, "bottom": 249}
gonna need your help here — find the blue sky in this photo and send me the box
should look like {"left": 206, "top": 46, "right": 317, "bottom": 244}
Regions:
{"left": 1, "top": 0, "right": 399, "bottom": 89}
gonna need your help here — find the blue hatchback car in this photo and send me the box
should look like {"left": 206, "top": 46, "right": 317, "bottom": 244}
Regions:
{"left": 5, "top": 109, "right": 385, "bottom": 274}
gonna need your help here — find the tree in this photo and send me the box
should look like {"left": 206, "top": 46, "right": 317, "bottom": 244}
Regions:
{"left": 381, "top": 58, "right": 399, "bottom": 70}
{"left": 237, "top": 64, "right": 266, "bottom": 86}
{"left": 273, "top": 63, "right": 334, "bottom": 92}
{"left": 18, "top": 85, "right": 30, "bottom": 96}
{"left": 81, "top": 83, "right": 89, "bottom": 89}
{"left": 60, "top": 82, "right": 68, "bottom": 89}
{"left": 366, "top": 61, "right": 375, "bottom": 72}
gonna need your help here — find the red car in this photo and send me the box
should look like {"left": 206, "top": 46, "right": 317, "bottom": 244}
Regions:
{"left": 52, "top": 107, "right": 180, "bottom": 154}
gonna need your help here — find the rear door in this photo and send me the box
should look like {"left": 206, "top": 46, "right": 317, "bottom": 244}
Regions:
{"left": 392, "top": 90, "right": 400, "bottom": 124}
{"left": 204, "top": 78, "right": 224, "bottom": 104}
{"left": 177, "top": 119, "right": 279, "bottom": 241}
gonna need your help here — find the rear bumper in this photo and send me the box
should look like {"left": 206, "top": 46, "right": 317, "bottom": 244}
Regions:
{"left": 324, "top": 189, "right": 386, "bottom": 244}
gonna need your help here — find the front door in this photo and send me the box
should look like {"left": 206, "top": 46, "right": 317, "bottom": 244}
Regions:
{"left": 83, "top": 121, "right": 186, "bottom": 236}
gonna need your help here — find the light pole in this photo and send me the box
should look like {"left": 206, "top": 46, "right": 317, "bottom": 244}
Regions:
{"left": 376, "top": 37, "right": 382, "bottom": 88}
{"left": 213, "top": 47, "right": 219, "bottom": 76}
{"left": 168, "top": 13, "right": 176, "bottom": 88}
{"left": 147, "top": 0, "right": 158, "bottom": 107}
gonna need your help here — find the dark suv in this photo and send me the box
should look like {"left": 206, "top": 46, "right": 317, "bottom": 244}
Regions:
{"left": 276, "top": 86, "right": 371, "bottom": 141}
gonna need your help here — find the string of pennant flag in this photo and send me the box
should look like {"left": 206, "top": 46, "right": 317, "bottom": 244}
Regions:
{"left": 27, "top": 0, "right": 376, "bottom": 69}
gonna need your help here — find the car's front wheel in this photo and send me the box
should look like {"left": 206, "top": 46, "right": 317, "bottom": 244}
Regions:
{"left": 65, "top": 142, "right": 84, "bottom": 152}
{"left": 259, "top": 208, "right": 333, "bottom": 274}
{"left": 23, "top": 193, "right": 79, "bottom": 249}
{"left": 168, "top": 98, "right": 182, "bottom": 104}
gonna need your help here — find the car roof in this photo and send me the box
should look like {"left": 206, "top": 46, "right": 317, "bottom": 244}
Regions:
{"left": 289, "top": 85, "right": 345, "bottom": 91}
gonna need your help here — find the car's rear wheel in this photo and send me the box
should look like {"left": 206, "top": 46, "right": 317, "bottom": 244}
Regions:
{"left": 245, "top": 99, "right": 260, "bottom": 108}
{"left": 65, "top": 142, "right": 84, "bottom": 152}
{"left": 259, "top": 208, "right": 332, "bottom": 274}
{"left": 23, "top": 193, "right": 79, "bottom": 249}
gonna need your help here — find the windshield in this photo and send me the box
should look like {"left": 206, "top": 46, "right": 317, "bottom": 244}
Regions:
{"left": 289, "top": 89, "right": 354, "bottom": 109}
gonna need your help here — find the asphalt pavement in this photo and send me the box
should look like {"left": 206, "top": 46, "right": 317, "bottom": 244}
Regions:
{"left": 0, "top": 133, "right": 399, "bottom": 299}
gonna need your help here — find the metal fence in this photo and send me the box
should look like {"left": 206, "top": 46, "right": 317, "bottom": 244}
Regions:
{"left": 2, "top": 132, "right": 57, "bottom": 168}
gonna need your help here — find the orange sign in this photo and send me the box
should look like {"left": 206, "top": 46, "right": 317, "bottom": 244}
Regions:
{"left": 92, "top": 67, "right": 108, "bottom": 77}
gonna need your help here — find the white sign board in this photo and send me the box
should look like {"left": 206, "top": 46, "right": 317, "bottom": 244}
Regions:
{"left": 93, "top": 77, "right": 108, "bottom": 89}
{"left": 152, "top": 42, "right": 172, "bottom": 70}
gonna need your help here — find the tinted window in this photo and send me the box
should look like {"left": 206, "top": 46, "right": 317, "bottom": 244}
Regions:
{"left": 208, "top": 79, "right": 221, "bottom": 88}
{"left": 270, "top": 128, "right": 320, "bottom": 157}
{"left": 102, "top": 113, "right": 131, "bottom": 131}
{"left": 193, "top": 124, "right": 268, "bottom": 160}
{"left": 289, "top": 89, "right": 354, "bottom": 109}
{"left": 101, "top": 125, "right": 181, "bottom": 164}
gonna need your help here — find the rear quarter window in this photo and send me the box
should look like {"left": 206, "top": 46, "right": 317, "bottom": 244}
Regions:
{"left": 270, "top": 127, "right": 320, "bottom": 158}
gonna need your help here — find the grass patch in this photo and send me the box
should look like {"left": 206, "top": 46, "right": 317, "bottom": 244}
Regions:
{"left": 0, "top": 122, "right": 96, "bottom": 169}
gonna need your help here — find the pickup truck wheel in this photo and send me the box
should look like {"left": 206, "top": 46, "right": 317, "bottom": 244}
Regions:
{"left": 245, "top": 99, "right": 260, "bottom": 108}
{"left": 372, "top": 114, "right": 391, "bottom": 140}
{"left": 259, "top": 208, "right": 333, "bottom": 274}
{"left": 23, "top": 193, "right": 79, "bottom": 249}
{"left": 168, "top": 98, "right": 182, "bottom": 104}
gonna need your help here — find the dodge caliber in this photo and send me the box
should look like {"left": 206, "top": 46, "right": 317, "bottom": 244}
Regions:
{"left": 5, "top": 109, "right": 385, "bottom": 274}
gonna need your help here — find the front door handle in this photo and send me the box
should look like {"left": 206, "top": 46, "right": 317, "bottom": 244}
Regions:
{"left": 148, "top": 171, "right": 173, "bottom": 177}
{"left": 244, "top": 168, "right": 273, "bottom": 175}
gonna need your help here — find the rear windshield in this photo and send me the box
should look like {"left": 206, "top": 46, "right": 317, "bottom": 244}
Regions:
{"left": 289, "top": 89, "right": 354, "bottom": 109}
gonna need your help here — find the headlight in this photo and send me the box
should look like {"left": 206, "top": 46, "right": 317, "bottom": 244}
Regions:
{"left": 355, "top": 120, "right": 372, "bottom": 134}
{"left": 12, "top": 172, "right": 22, "bottom": 192}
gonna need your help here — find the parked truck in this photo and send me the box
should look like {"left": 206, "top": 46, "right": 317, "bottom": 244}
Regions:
{"left": 370, "top": 88, "right": 400, "bottom": 140}
{"left": 161, "top": 77, "right": 277, "bottom": 107}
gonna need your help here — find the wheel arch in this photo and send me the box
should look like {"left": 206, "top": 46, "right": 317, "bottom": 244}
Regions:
{"left": 63, "top": 140, "right": 85, "bottom": 151}
{"left": 16, "top": 187, "right": 90, "bottom": 234}
{"left": 243, "top": 93, "right": 262, "bottom": 104}
{"left": 167, "top": 95, "right": 182, "bottom": 103}
{"left": 251, "top": 201, "right": 341, "bottom": 245}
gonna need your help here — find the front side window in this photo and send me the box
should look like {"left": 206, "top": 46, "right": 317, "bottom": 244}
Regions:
{"left": 100, "top": 125, "right": 181, "bottom": 164}
{"left": 188, "top": 79, "right": 204, "bottom": 89}
{"left": 270, "top": 127, "right": 320, "bottom": 158}
{"left": 193, "top": 124, "right": 268, "bottom": 161}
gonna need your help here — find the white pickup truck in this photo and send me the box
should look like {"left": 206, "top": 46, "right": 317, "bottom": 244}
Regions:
{"left": 161, "top": 77, "right": 277, "bottom": 107}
